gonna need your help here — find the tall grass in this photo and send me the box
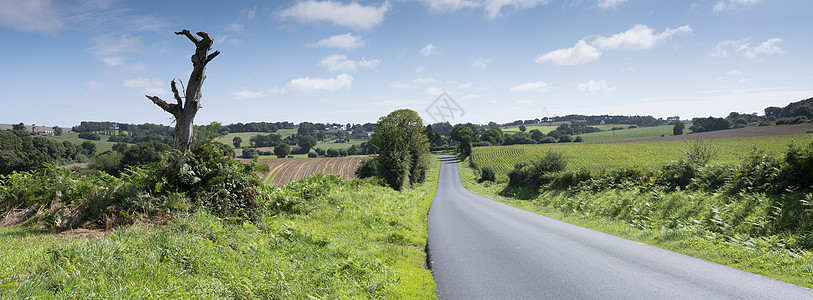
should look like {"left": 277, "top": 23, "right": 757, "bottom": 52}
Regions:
{"left": 1, "top": 158, "right": 440, "bottom": 299}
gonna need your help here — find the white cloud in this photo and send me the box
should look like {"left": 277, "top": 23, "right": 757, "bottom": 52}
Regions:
{"left": 231, "top": 90, "right": 265, "bottom": 100}
{"left": 510, "top": 81, "right": 550, "bottom": 93}
{"left": 576, "top": 79, "right": 616, "bottom": 93}
{"left": 413, "top": 77, "right": 438, "bottom": 84}
{"left": 87, "top": 34, "right": 143, "bottom": 57}
{"left": 483, "top": 0, "right": 551, "bottom": 19}
{"left": 415, "top": 65, "right": 426, "bottom": 73}
{"left": 225, "top": 23, "right": 244, "bottom": 33}
{"left": 727, "top": 70, "right": 743, "bottom": 76}
{"left": 711, "top": 38, "right": 785, "bottom": 59}
{"left": 122, "top": 78, "right": 167, "bottom": 95}
{"left": 247, "top": 6, "right": 257, "bottom": 20}
{"left": 0, "top": 0, "right": 64, "bottom": 33}
{"left": 100, "top": 57, "right": 124, "bottom": 67}
{"left": 419, "top": 0, "right": 477, "bottom": 12}
{"left": 422, "top": 87, "right": 445, "bottom": 95}
{"left": 592, "top": 24, "right": 693, "bottom": 51}
{"left": 535, "top": 40, "right": 602, "bottom": 65}
{"left": 285, "top": 73, "right": 353, "bottom": 93}
{"left": 620, "top": 67, "right": 635, "bottom": 72}
{"left": 279, "top": 0, "right": 390, "bottom": 30}
{"left": 319, "top": 54, "right": 379, "bottom": 72}
{"left": 308, "top": 33, "right": 365, "bottom": 50}
{"left": 85, "top": 81, "right": 109, "bottom": 90}
{"left": 390, "top": 81, "right": 416, "bottom": 89}
{"left": 471, "top": 57, "right": 492, "bottom": 69}
{"left": 420, "top": 44, "right": 440, "bottom": 56}
{"left": 597, "top": 0, "right": 628, "bottom": 9}
{"left": 713, "top": 0, "right": 762, "bottom": 12}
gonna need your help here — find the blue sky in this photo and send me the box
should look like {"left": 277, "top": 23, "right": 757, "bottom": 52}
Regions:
{"left": 1, "top": 0, "right": 811, "bottom": 127}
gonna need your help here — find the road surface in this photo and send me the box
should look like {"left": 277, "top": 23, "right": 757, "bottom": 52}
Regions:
{"left": 427, "top": 155, "right": 812, "bottom": 299}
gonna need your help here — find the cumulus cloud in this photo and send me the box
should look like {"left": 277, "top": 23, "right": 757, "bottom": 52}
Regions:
{"left": 537, "top": 24, "right": 691, "bottom": 65}
{"left": 483, "top": 0, "right": 551, "bottom": 19}
{"left": 592, "top": 24, "right": 693, "bottom": 51}
{"left": 0, "top": 0, "right": 64, "bottom": 33}
{"left": 711, "top": 38, "right": 785, "bottom": 59}
{"left": 285, "top": 73, "right": 353, "bottom": 92}
{"left": 535, "top": 40, "right": 602, "bottom": 65}
{"left": 319, "top": 54, "right": 380, "bottom": 72}
{"left": 597, "top": 0, "right": 628, "bottom": 9}
{"left": 308, "top": 33, "right": 365, "bottom": 50}
{"left": 231, "top": 90, "right": 266, "bottom": 100}
{"left": 279, "top": 0, "right": 390, "bottom": 30}
{"left": 122, "top": 78, "right": 167, "bottom": 95}
{"left": 421, "top": 44, "right": 440, "bottom": 56}
{"left": 576, "top": 79, "right": 616, "bottom": 93}
{"left": 510, "top": 81, "right": 551, "bottom": 92}
{"left": 713, "top": 0, "right": 762, "bottom": 12}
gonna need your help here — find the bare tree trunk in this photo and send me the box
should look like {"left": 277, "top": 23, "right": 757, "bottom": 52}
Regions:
{"left": 146, "top": 29, "right": 219, "bottom": 152}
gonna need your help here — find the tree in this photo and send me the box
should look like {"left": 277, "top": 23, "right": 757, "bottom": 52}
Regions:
{"left": 52, "top": 126, "right": 63, "bottom": 136}
{"left": 452, "top": 123, "right": 478, "bottom": 158}
{"left": 298, "top": 134, "right": 317, "bottom": 153}
{"left": 12, "top": 123, "right": 25, "bottom": 131}
{"left": 519, "top": 125, "right": 526, "bottom": 132}
{"left": 672, "top": 121, "right": 684, "bottom": 135}
{"left": 480, "top": 127, "right": 504, "bottom": 146}
{"left": 112, "top": 143, "right": 128, "bottom": 153}
{"left": 369, "top": 109, "right": 430, "bottom": 190}
{"left": 80, "top": 141, "right": 97, "bottom": 157}
{"left": 146, "top": 29, "right": 220, "bottom": 152}
{"left": 274, "top": 143, "right": 291, "bottom": 158}
{"left": 232, "top": 136, "right": 242, "bottom": 148}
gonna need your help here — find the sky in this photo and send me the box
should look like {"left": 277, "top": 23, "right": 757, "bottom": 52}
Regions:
{"left": 1, "top": 0, "right": 812, "bottom": 127}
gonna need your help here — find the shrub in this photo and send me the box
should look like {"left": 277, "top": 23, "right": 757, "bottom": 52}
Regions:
{"left": 308, "top": 152, "right": 318, "bottom": 158}
{"left": 656, "top": 160, "right": 697, "bottom": 190}
{"left": 507, "top": 152, "right": 567, "bottom": 188}
{"left": 355, "top": 158, "right": 379, "bottom": 179}
{"left": 78, "top": 132, "right": 101, "bottom": 141}
{"left": 478, "top": 165, "right": 496, "bottom": 183}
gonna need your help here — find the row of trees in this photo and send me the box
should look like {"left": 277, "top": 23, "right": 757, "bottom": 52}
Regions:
{"left": 0, "top": 130, "right": 96, "bottom": 174}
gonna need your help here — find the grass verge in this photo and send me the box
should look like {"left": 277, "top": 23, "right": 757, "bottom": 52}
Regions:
{"left": 1, "top": 158, "right": 440, "bottom": 299}
{"left": 458, "top": 158, "right": 813, "bottom": 288}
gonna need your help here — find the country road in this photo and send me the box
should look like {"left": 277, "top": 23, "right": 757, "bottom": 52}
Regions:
{"left": 426, "top": 155, "right": 812, "bottom": 299}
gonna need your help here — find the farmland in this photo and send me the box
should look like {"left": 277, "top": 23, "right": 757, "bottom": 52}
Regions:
{"left": 471, "top": 133, "right": 813, "bottom": 182}
{"left": 253, "top": 156, "right": 367, "bottom": 186}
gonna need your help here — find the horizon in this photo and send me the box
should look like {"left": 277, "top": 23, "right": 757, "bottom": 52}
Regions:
{"left": 2, "top": 1, "right": 812, "bottom": 127}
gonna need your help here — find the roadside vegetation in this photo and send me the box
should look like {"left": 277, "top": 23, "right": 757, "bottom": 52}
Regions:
{"left": 461, "top": 137, "right": 813, "bottom": 287}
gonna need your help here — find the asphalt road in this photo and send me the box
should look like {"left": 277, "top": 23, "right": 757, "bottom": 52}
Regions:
{"left": 426, "top": 155, "right": 812, "bottom": 299}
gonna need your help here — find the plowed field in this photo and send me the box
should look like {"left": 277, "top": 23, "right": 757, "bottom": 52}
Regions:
{"left": 253, "top": 156, "right": 367, "bottom": 186}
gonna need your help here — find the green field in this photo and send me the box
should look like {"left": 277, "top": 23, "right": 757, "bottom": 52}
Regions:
{"left": 314, "top": 138, "right": 366, "bottom": 150}
{"left": 215, "top": 129, "right": 297, "bottom": 148}
{"left": 0, "top": 159, "right": 440, "bottom": 298}
{"left": 579, "top": 125, "right": 675, "bottom": 143}
{"left": 48, "top": 132, "right": 116, "bottom": 153}
{"left": 502, "top": 125, "right": 558, "bottom": 134}
{"left": 471, "top": 133, "right": 813, "bottom": 181}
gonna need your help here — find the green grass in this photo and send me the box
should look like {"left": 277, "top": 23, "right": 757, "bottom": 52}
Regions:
{"left": 314, "top": 138, "right": 366, "bottom": 150}
{"left": 502, "top": 125, "right": 558, "bottom": 134}
{"left": 215, "top": 131, "right": 294, "bottom": 148}
{"left": 458, "top": 160, "right": 813, "bottom": 288}
{"left": 1, "top": 158, "right": 440, "bottom": 299}
{"left": 579, "top": 125, "right": 675, "bottom": 143}
{"left": 472, "top": 133, "right": 813, "bottom": 182}
{"left": 48, "top": 132, "right": 116, "bottom": 153}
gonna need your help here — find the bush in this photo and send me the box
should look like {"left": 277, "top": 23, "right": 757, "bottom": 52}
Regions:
{"left": 478, "top": 165, "right": 496, "bottom": 183}
{"left": 472, "top": 141, "right": 492, "bottom": 147}
{"left": 308, "top": 152, "right": 318, "bottom": 158}
{"left": 780, "top": 142, "right": 813, "bottom": 191}
{"left": 507, "top": 152, "right": 567, "bottom": 188}
{"left": 539, "top": 136, "right": 557, "bottom": 144}
{"left": 574, "top": 136, "right": 583, "bottom": 142}
{"left": 355, "top": 158, "right": 379, "bottom": 179}
{"left": 78, "top": 132, "right": 101, "bottom": 141}
{"left": 657, "top": 160, "right": 697, "bottom": 190}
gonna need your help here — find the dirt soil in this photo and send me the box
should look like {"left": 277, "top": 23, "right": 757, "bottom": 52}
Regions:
{"left": 592, "top": 124, "right": 813, "bottom": 144}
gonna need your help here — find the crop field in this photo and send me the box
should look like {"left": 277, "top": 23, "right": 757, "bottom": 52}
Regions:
{"left": 215, "top": 129, "right": 297, "bottom": 148}
{"left": 471, "top": 133, "right": 813, "bottom": 181}
{"left": 579, "top": 125, "right": 675, "bottom": 143}
{"left": 256, "top": 156, "right": 367, "bottom": 186}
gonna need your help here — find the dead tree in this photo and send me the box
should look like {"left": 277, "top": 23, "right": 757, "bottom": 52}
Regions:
{"left": 146, "top": 29, "right": 220, "bottom": 152}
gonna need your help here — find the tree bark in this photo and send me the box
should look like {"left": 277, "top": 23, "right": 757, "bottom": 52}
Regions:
{"left": 145, "top": 29, "right": 219, "bottom": 152}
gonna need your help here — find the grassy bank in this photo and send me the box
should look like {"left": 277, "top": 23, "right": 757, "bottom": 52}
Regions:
{"left": 458, "top": 158, "right": 813, "bottom": 288}
{"left": 1, "top": 158, "right": 440, "bottom": 299}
